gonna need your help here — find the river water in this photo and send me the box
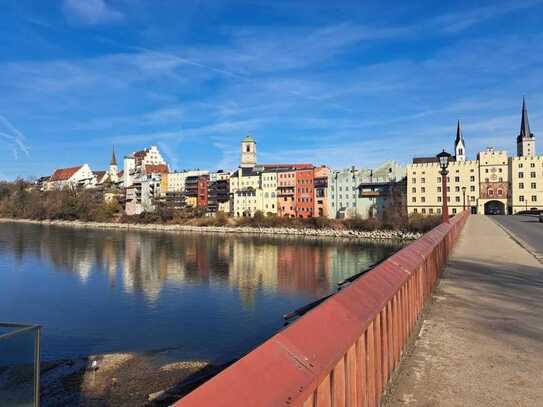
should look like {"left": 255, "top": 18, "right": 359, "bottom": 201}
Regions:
{"left": 0, "top": 222, "right": 402, "bottom": 364}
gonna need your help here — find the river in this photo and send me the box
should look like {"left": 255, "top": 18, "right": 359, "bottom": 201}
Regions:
{"left": 0, "top": 222, "right": 402, "bottom": 364}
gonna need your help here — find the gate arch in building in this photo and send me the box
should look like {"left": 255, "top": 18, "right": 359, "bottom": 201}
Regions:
{"left": 484, "top": 200, "right": 505, "bottom": 215}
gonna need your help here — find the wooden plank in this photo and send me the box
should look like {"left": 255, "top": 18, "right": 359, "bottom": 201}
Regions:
{"left": 332, "top": 356, "right": 346, "bottom": 407}
{"left": 374, "top": 313, "right": 382, "bottom": 398}
{"left": 380, "top": 308, "right": 388, "bottom": 386}
{"left": 304, "top": 392, "right": 315, "bottom": 407}
{"left": 316, "top": 374, "right": 332, "bottom": 407}
{"left": 356, "top": 336, "right": 367, "bottom": 407}
{"left": 346, "top": 344, "right": 357, "bottom": 406}
{"left": 366, "top": 322, "right": 376, "bottom": 407}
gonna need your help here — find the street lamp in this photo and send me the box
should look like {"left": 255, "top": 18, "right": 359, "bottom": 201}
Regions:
{"left": 437, "top": 150, "right": 452, "bottom": 223}
{"left": 462, "top": 186, "right": 467, "bottom": 211}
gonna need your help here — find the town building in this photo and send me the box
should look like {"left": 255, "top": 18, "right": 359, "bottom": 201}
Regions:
{"left": 164, "top": 170, "right": 209, "bottom": 193}
{"left": 314, "top": 166, "right": 331, "bottom": 218}
{"left": 407, "top": 99, "right": 542, "bottom": 216}
{"left": 328, "top": 161, "right": 405, "bottom": 218}
{"left": 123, "top": 146, "right": 167, "bottom": 187}
{"left": 125, "top": 173, "right": 161, "bottom": 215}
{"left": 207, "top": 178, "right": 230, "bottom": 214}
{"left": 45, "top": 164, "right": 95, "bottom": 190}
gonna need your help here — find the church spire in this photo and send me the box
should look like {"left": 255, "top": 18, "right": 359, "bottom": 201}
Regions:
{"left": 520, "top": 97, "right": 533, "bottom": 140}
{"left": 454, "top": 120, "right": 466, "bottom": 162}
{"left": 110, "top": 145, "right": 117, "bottom": 166}
{"left": 455, "top": 120, "right": 464, "bottom": 146}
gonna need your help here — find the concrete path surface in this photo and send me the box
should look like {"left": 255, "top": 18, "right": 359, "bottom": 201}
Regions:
{"left": 385, "top": 215, "right": 543, "bottom": 407}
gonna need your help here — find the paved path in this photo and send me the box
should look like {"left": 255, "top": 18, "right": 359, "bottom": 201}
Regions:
{"left": 492, "top": 215, "right": 543, "bottom": 262}
{"left": 386, "top": 215, "right": 543, "bottom": 407}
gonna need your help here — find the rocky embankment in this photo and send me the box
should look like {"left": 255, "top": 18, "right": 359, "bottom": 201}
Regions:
{"left": 0, "top": 218, "right": 422, "bottom": 240}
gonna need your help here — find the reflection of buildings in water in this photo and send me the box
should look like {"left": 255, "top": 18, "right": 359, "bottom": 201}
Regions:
{"left": 228, "top": 240, "right": 279, "bottom": 308}
{"left": 276, "top": 245, "right": 332, "bottom": 297}
{"left": 0, "top": 223, "right": 399, "bottom": 308}
{"left": 122, "top": 234, "right": 165, "bottom": 304}
{"left": 100, "top": 239, "right": 119, "bottom": 286}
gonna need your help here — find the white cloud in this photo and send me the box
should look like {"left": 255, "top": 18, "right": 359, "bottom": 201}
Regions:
{"left": 0, "top": 115, "right": 30, "bottom": 160}
{"left": 63, "top": 0, "right": 124, "bottom": 25}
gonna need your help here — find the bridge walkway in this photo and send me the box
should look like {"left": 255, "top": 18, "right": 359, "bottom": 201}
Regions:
{"left": 385, "top": 215, "right": 543, "bottom": 407}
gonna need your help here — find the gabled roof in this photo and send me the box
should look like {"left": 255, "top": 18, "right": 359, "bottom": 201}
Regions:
{"left": 144, "top": 164, "right": 169, "bottom": 174}
{"left": 50, "top": 166, "right": 83, "bottom": 181}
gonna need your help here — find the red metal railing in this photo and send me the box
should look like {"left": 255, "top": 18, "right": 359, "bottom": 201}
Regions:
{"left": 175, "top": 211, "right": 469, "bottom": 407}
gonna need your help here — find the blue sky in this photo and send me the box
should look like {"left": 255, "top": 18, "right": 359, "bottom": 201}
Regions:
{"left": 2, "top": 0, "right": 543, "bottom": 179}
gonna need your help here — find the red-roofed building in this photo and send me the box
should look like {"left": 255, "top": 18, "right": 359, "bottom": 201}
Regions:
{"left": 45, "top": 164, "right": 95, "bottom": 190}
{"left": 144, "top": 164, "right": 169, "bottom": 175}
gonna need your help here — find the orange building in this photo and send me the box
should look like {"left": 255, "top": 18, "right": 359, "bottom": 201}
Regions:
{"left": 294, "top": 167, "right": 314, "bottom": 218}
{"left": 313, "top": 166, "right": 330, "bottom": 217}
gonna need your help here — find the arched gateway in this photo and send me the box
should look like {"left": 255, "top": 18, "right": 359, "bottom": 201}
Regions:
{"left": 484, "top": 200, "right": 505, "bottom": 215}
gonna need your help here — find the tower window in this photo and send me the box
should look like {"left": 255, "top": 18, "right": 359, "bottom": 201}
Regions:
{"left": 246, "top": 145, "right": 251, "bottom": 152}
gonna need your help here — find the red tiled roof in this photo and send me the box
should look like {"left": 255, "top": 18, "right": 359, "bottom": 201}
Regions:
{"left": 117, "top": 170, "right": 124, "bottom": 177}
{"left": 50, "top": 166, "right": 83, "bottom": 181}
{"left": 263, "top": 163, "right": 314, "bottom": 170}
{"left": 144, "top": 164, "right": 169, "bottom": 174}
{"left": 93, "top": 171, "right": 106, "bottom": 178}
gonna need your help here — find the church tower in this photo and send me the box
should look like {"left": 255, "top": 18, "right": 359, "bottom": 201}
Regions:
{"left": 517, "top": 97, "right": 536, "bottom": 157}
{"left": 240, "top": 135, "right": 256, "bottom": 168}
{"left": 454, "top": 120, "right": 466, "bottom": 162}
{"left": 108, "top": 146, "right": 119, "bottom": 182}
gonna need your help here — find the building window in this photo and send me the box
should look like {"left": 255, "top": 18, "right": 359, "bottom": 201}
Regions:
{"left": 519, "top": 172, "right": 524, "bottom": 178}
{"left": 429, "top": 208, "right": 434, "bottom": 214}
{"left": 455, "top": 176, "right": 460, "bottom": 182}
{"left": 531, "top": 172, "right": 536, "bottom": 178}
{"left": 531, "top": 163, "right": 535, "bottom": 168}
{"left": 455, "top": 196, "right": 460, "bottom": 202}
{"left": 470, "top": 176, "right": 475, "bottom": 182}
{"left": 421, "top": 187, "right": 425, "bottom": 193}
{"left": 437, "top": 208, "right": 441, "bottom": 214}
{"left": 421, "top": 178, "right": 426, "bottom": 183}
{"left": 497, "top": 189, "right": 503, "bottom": 196}
{"left": 455, "top": 186, "right": 460, "bottom": 192}
{"left": 531, "top": 183, "right": 537, "bottom": 189}
{"left": 519, "top": 163, "right": 523, "bottom": 168}
{"left": 437, "top": 196, "right": 442, "bottom": 202}
{"left": 421, "top": 197, "right": 426, "bottom": 203}
{"left": 422, "top": 208, "right": 426, "bottom": 214}
{"left": 532, "top": 195, "right": 537, "bottom": 202}
{"left": 437, "top": 177, "right": 441, "bottom": 183}
{"left": 519, "top": 183, "right": 524, "bottom": 189}
{"left": 437, "top": 186, "right": 441, "bottom": 192}
{"left": 488, "top": 188, "right": 494, "bottom": 196}
{"left": 413, "top": 208, "right": 418, "bottom": 213}
{"left": 411, "top": 178, "right": 416, "bottom": 184}
{"left": 452, "top": 208, "right": 457, "bottom": 214}
{"left": 470, "top": 186, "right": 475, "bottom": 192}
{"left": 519, "top": 195, "right": 525, "bottom": 202}
{"left": 412, "top": 197, "right": 416, "bottom": 203}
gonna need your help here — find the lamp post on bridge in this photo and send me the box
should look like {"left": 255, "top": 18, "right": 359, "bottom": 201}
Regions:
{"left": 462, "top": 186, "right": 467, "bottom": 211}
{"left": 437, "top": 150, "right": 452, "bottom": 223}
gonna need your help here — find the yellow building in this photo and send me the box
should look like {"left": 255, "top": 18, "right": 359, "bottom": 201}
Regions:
{"left": 408, "top": 99, "right": 542, "bottom": 216}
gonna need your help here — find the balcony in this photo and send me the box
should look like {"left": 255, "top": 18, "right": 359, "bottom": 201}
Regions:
{"left": 0, "top": 323, "right": 41, "bottom": 406}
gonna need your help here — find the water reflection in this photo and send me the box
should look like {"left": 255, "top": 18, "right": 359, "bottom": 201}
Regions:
{"left": 0, "top": 223, "right": 402, "bottom": 361}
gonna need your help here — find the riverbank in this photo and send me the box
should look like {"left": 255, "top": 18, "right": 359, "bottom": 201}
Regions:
{"left": 0, "top": 218, "right": 422, "bottom": 241}
{"left": 34, "top": 350, "right": 211, "bottom": 406}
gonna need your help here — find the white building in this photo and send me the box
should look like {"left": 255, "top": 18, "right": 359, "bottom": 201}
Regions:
{"left": 123, "top": 146, "right": 167, "bottom": 188}
{"left": 125, "top": 173, "right": 162, "bottom": 215}
{"left": 45, "top": 164, "right": 96, "bottom": 190}
{"left": 166, "top": 170, "right": 209, "bottom": 193}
